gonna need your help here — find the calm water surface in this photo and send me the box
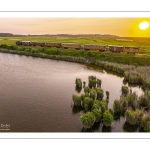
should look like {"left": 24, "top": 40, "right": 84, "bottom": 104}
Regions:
{"left": 0, "top": 53, "right": 143, "bottom": 132}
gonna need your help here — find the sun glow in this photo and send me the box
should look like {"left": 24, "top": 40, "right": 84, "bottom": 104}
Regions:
{"left": 139, "top": 21, "right": 149, "bottom": 30}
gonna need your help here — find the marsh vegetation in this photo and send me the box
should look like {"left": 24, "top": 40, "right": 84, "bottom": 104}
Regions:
{"left": 72, "top": 76, "right": 150, "bottom": 132}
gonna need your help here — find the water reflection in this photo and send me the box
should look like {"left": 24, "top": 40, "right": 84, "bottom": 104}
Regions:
{"left": 139, "top": 128, "right": 145, "bottom": 132}
{"left": 102, "top": 125, "right": 112, "bottom": 132}
{"left": 123, "top": 121, "right": 139, "bottom": 132}
{"left": 91, "top": 121, "right": 102, "bottom": 132}
{"left": 114, "top": 114, "right": 122, "bottom": 121}
{"left": 123, "top": 79, "right": 142, "bottom": 88}
{"left": 81, "top": 121, "right": 102, "bottom": 132}
{"left": 123, "top": 121, "right": 146, "bottom": 132}
{"left": 75, "top": 86, "right": 82, "bottom": 93}
{"left": 81, "top": 127, "right": 93, "bottom": 132}
{"left": 114, "top": 111, "right": 125, "bottom": 120}
{"left": 72, "top": 105, "right": 83, "bottom": 115}
{"left": 86, "top": 64, "right": 123, "bottom": 78}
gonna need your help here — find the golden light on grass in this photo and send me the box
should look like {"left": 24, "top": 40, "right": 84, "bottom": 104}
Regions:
{"left": 139, "top": 21, "right": 149, "bottom": 30}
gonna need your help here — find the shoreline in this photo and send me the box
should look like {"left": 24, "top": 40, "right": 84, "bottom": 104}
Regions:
{"left": 0, "top": 48, "right": 150, "bottom": 90}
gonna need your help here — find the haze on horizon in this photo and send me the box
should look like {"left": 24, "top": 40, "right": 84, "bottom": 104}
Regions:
{"left": 0, "top": 18, "right": 150, "bottom": 37}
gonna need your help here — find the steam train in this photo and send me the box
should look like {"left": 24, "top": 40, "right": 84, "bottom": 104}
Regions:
{"left": 16, "top": 41, "right": 140, "bottom": 54}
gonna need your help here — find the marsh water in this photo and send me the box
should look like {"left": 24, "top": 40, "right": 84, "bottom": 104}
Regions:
{"left": 0, "top": 53, "right": 143, "bottom": 132}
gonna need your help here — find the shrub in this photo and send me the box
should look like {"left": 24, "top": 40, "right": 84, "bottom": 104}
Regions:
{"left": 72, "top": 94, "right": 81, "bottom": 106}
{"left": 9, "top": 45, "right": 18, "bottom": 50}
{"left": 75, "top": 86, "right": 82, "bottom": 93}
{"left": 55, "top": 50, "right": 61, "bottom": 55}
{"left": 125, "top": 109, "right": 143, "bottom": 125}
{"left": 140, "top": 113, "right": 150, "bottom": 132}
{"left": 122, "top": 99, "right": 128, "bottom": 111}
{"left": 145, "top": 121, "right": 150, "bottom": 132}
{"left": 106, "top": 91, "right": 110, "bottom": 99}
{"left": 125, "top": 92, "right": 138, "bottom": 110}
{"left": 127, "top": 73, "right": 143, "bottom": 84}
{"left": 96, "top": 88, "right": 104, "bottom": 100}
{"left": 92, "top": 109, "right": 102, "bottom": 122}
{"left": 91, "top": 100, "right": 101, "bottom": 111}
{"left": 80, "top": 112, "right": 96, "bottom": 129}
{"left": 142, "top": 81, "right": 150, "bottom": 90}
{"left": 97, "top": 79, "right": 102, "bottom": 87}
{"left": 121, "top": 86, "right": 129, "bottom": 95}
{"left": 83, "top": 81, "right": 86, "bottom": 87}
{"left": 84, "top": 86, "right": 89, "bottom": 94}
{"left": 92, "top": 79, "right": 97, "bottom": 88}
{"left": 103, "top": 99, "right": 109, "bottom": 109}
{"left": 40, "top": 48, "right": 46, "bottom": 53}
{"left": 75, "top": 78, "right": 82, "bottom": 88}
{"left": 83, "top": 97, "right": 94, "bottom": 111}
{"left": 108, "top": 109, "right": 114, "bottom": 116}
{"left": 81, "top": 94, "right": 85, "bottom": 102}
{"left": 89, "top": 79, "right": 96, "bottom": 88}
{"left": 0, "top": 44, "right": 9, "bottom": 48}
{"left": 100, "top": 101, "right": 106, "bottom": 114}
{"left": 139, "top": 91, "right": 150, "bottom": 109}
{"left": 94, "top": 100, "right": 101, "bottom": 106}
{"left": 92, "top": 104, "right": 100, "bottom": 111}
{"left": 88, "top": 76, "right": 97, "bottom": 88}
{"left": 90, "top": 89, "right": 96, "bottom": 100}
{"left": 85, "top": 93, "right": 90, "bottom": 98}
{"left": 87, "top": 51, "right": 92, "bottom": 57}
{"left": 103, "top": 110, "right": 113, "bottom": 127}
{"left": 113, "top": 100, "right": 122, "bottom": 114}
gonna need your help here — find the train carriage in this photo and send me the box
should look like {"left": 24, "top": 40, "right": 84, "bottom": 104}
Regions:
{"left": 61, "top": 43, "right": 82, "bottom": 50}
{"left": 31, "top": 42, "right": 45, "bottom": 47}
{"left": 22, "top": 41, "right": 32, "bottom": 46}
{"left": 45, "top": 42, "right": 61, "bottom": 48}
{"left": 108, "top": 45, "right": 124, "bottom": 53}
{"left": 83, "top": 44, "right": 106, "bottom": 51}
{"left": 124, "top": 46, "right": 140, "bottom": 54}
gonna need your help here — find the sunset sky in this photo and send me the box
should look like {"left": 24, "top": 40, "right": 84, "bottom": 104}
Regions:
{"left": 0, "top": 18, "right": 150, "bottom": 37}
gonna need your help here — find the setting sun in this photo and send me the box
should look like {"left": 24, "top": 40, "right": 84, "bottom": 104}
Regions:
{"left": 139, "top": 21, "right": 149, "bottom": 30}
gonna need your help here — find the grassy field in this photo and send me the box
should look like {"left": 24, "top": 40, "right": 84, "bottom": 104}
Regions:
{"left": 0, "top": 36, "right": 150, "bottom": 54}
{"left": 1, "top": 36, "right": 150, "bottom": 66}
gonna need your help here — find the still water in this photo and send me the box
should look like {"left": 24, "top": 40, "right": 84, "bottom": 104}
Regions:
{"left": 0, "top": 53, "right": 143, "bottom": 132}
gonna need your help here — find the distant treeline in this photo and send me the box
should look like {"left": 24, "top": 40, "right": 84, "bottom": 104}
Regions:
{"left": 0, "top": 33, "right": 13, "bottom": 36}
{"left": 0, "top": 33, "right": 119, "bottom": 38}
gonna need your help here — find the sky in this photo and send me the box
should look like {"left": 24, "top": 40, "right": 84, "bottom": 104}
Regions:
{"left": 0, "top": 18, "right": 150, "bottom": 37}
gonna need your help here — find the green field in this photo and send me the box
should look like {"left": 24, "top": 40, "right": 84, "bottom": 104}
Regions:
{"left": 1, "top": 36, "right": 150, "bottom": 66}
{"left": 0, "top": 36, "right": 150, "bottom": 54}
